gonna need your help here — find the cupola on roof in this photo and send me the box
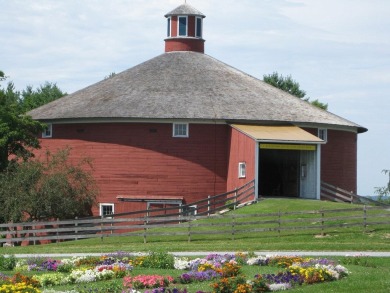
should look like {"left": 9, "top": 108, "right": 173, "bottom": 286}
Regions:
{"left": 164, "top": 3, "right": 206, "bottom": 53}
{"left": 27, "top": 3, "right": 367, "bottom": 134}
{"left": 165, "top": 3, "right": 206, "bottom": 17}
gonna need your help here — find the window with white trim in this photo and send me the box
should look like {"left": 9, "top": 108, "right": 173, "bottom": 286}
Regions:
{"left": 195, "top": 17, "right": 202, "bottom": 38}
{"left": 42, "top": 123, "right": 52, "bottom": 138}
{"left": 178, "top": 16, "right": 188, "bottom": 36}
{"left": 100, "top": 203, "right": 114, "bottom": 217}
{"left": 183, "top": 205, "right": 197, "bottom": 216}
{"left": 318, "top": 129, "right": 328, "bottom": 142}
{"left": 167, "top": 17, "right": 171, "bottom": 37}
{"left": 173, "top": 123, "right": 189, "bottom": 137}
{"left": 238, "top": 162, "right": 246, "bottom": 178}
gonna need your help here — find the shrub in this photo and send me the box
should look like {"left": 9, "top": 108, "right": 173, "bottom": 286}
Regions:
{"left": 140, "top": 251, "right": 174, "bottom": 269}
{"left": 0, "top": 254, "right": 16, "bottom": 270}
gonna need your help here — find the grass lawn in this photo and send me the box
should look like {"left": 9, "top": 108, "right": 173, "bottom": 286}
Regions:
{"left": 1, "top": 199, "right": 389, "bottom": 292}
{"left": 2, "top": 199, "right": 389, "bottom": 254}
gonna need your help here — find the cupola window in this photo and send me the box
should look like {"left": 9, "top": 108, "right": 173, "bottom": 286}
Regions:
{"left": 178, "top": 16, "right": 188, "bottom": 36}
{"left": 196, "top": 17, "right": 202, "bottom": 38}
{"left": 167, "top": 17, "right": 171, "bottom": 37}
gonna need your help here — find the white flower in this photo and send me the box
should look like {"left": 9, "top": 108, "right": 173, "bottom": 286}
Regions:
{"left": 269, "top": 283, "right": 292, "bottom": 291}
{"left": 174, "top": 257, "right": 191, "bottom": 270}
{"left": 247, "top": 255, "right": 267, "bottom": 265}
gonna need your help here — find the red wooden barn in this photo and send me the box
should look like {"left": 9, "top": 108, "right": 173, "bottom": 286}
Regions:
{"left": 28, "top": 3, "right": 367, "bottom": 217}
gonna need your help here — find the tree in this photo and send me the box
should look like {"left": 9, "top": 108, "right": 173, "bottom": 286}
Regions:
{"left": 0, "top": 148, "right": 98, "bottom": 223}
{"left": 263, "top": 72, "right": 328, "bottom": 110}
{"left": 20, "top": 82, "right": 66, "bottom": 112}
{"left": 375, "top": 169, "right": 390, "bottom": 203}
{"left": 0, "top": 73, "right": 44, "bottom": 172}
{"left": 104, "top": 72, "right": 116, "bottom": 79}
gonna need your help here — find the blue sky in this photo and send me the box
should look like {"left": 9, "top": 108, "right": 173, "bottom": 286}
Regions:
{"left": 1, "top": 0, "right": 389, "bottom": 196}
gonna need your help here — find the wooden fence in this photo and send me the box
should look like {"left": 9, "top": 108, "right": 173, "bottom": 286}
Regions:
{"left": 110, "top": 179, "right": 256, "bottom": 220}
{"left": 321, "top": 181, "right": 389, "bottom": 206}
{"left": 1, "top": 205, "right": 389, "bottom": 245}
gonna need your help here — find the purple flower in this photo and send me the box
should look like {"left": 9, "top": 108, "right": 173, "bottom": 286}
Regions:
{"left": 0, "top": 273, "right": 9, "bottom": 281}
{"left": 260, "top": 272, "right": 304, "bottom": 285}
{"left": 180, "top": 270, "right": 220, "bottom": 283}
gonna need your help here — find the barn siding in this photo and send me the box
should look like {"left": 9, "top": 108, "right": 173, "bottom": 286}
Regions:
{"left": 303, "top": 127, "right": 357, "bottom": 193}
{"left": 226, "top": 127, "right": 256, "bottom": 192}
{"left": 38, "top": 123, "right": 229, "bottom": 215}
{"left": 321, "top": 129, "right": 357, "bottom": 193}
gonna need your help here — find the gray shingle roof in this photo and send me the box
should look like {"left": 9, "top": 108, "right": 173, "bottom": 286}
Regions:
{"left": 165, "top": 3, "right": 205, "bottom": 18}
{"left": 28, "top": 51, "right": 367, "bottom": 133}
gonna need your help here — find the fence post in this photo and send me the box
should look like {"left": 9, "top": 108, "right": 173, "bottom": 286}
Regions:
{"left": 231, "top": 215, "right": 235, "bottom": 240}
{"left": 75, "top": 217, "right": 78, "bottom": 241}
{"left": 56, "top": 218, "right": 60, "bottom": 244}
{"left": 33, "top": 221, "right": 36, "bottom": 246}
{"left": 321, "top": 209, "right": 325, "bottom": 236}
{"left": 363, "top": 205, "right": 367, "bottom": 232}
{"left": 100, "top": 216, "right": 104, "bottom": 242}
{"left": 207, "top": 195, "right": 211, "bottom": 216}
{"left": 143, "top": 216, "right": 148, "bottom": 244}
{"left": 234, "top": 188, "right": 238, "bottom": 210}
{"left": 278, "top": 210, "right": 281, "bottom": 237}
{"left": 188, "top": 217, "right": 192, "bottom": 243}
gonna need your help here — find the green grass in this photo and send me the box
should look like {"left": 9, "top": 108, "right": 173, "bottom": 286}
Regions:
{"left": 2, "top": 199, "right": 389, "bottom": 254}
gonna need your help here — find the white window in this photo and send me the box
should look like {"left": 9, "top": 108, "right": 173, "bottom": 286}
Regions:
{"left": 238, "top": 162, "right": 246, "bottom": 178}
{"left": 100, "top": 203, "right": 114, "bottom": 217}
{"left": 318, "top": 129, "right": 327, "bottom": 142}
{"left": 173, "top": 123, "right": 189, "bottom": 137}
{"left": 167, "top": 17, "right": 171, "bottom": 37}
{"left": 178, "top": 16, "right": 188, "bottom": 36}
{"left": 42, "top": 123, "right": 52, "bottom": 138}
{"left": 183, "top": 205, "right": 197, "bottom": 216}
{"left": 195, "top": 17, "right": 202, "bottom": 38}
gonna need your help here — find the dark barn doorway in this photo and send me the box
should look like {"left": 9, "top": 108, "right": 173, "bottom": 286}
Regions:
{"left": 259, "top": 149, "right": 300, "bottom": 197}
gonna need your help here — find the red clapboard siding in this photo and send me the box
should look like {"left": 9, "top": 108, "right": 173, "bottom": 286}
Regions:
{"left": 226, "top": 127, "right": 256, "bottom": 192}
{"left": 37, "top": 123, "right": 229, "bottom": 215}
{"left": 303, "top": 127, "right": 357, "bottom": 193}
{"left": 320, "top": 129, "right": 357, "bottom": 193}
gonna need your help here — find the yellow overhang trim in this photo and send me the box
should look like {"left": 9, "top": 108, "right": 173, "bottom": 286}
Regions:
{"left": 260, "top": 144, "right": 316, "bottom": 151}
{"left": 231, "top": 124, "right": 324, "bottom": 144}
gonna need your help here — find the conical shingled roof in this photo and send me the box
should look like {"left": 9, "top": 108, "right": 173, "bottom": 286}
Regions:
{"left": 28, "top": 51, "right": 367, "bottom": 133}
{"left": 165, "top": 3, "right": 205, "bottom": 17}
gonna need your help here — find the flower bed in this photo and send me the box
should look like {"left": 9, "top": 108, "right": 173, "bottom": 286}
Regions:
{"left": 0, "top": 252, "right": 350, "bottom": 293}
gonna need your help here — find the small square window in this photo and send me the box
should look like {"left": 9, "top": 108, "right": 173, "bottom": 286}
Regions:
{"left": 173, "top": 123, "right": 189, "bottom": 137}
{"left": 318, "top": 129, "right": 327, "bottom": 142}
{"left": 100, "top": 203, "right": 114, "bottom": 217}
{"left": 42, "top": 124, "right": 52, "bottom": 138}
{"left": 183, "top": 205, "right": 197, "bottom": 216}
{"left": 238, "top": 162, "right": 246, "bottom": 178}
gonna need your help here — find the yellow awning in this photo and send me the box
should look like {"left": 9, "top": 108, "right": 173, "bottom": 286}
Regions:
{"left": 231, "top": 124, "right": 324, "bottom": 144}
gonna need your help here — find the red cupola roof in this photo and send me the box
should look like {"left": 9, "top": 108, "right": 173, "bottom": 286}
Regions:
{"left": 164, "top": 3, "right": 206, "bottom": 53}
